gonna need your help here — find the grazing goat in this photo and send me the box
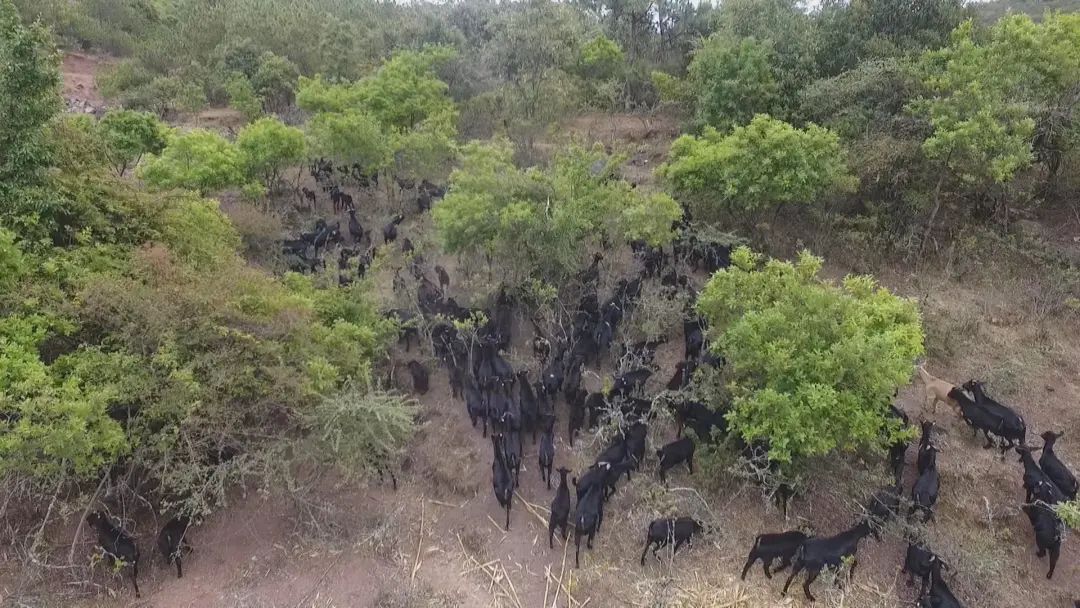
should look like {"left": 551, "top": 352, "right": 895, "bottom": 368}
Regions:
{"left": 568, "top": 388, "right": 588, "bottom": 447}
{"left": 903, "top": 543, "right": 945, "bottom": 598}
{"left": 917, "top": 420, "right": 937, "bottom": 475}
{"left": 640, "top": 517, "right": 703, "bottom": 565}
{"left": 1022, "top": 501, "right": 1063, "bottom": 579}
{"left": 157, "top": 516, "right": 191, "bottom": 578}
{"left": 657, "top": 436, "right": 695, "bottom": 483}
{"left": 382, "top": 214, "right": 404, "bottom": 245}
{"left": 574, "top": 485, "right": 605, "bottom": 568}
{"left": 919, "top": 559, "right": 964, "bottom": 608}
{"left": 1017, "top": 446, "right": 1066, "bottom": 504}
{"left": 611, "top": 368, "right": 652, "bottom": 398}
{"left": 434, "top": 265, "right": 450, "bottom": 293}
{"left": 406, "top": 360, "right": 429, "bottom": 395}
{"left": 864, "top": 485, "right": 901, "bottom": 540}
{"left": 684, "top": 319, "right": 704, "bottom": 360}
{"left": 781, "top": 520, "right": 873, "bottom": 602}
{"left": 910, "top": 445, "right": 940, "bottom": 522}
{"left": 949, "top": 387, "right": 1009, "bottom": 451}
{"left": 1039, "top": 431, "right": 1078, "bottom": 500}
{"left": 740, "top": 530, "right": 808, "bottom": 580}
{"left": 538, "top": 415, "right": 556, "bottom": 489}
{"left": 886, "top": 406, "right": 911, "bottom": 485}
{"left": 301, "top": 187, "right": 316, "bottom": 209}
{"left": 963, "top": 380, "right": 1027, "bottom": 451}
{"left": 86, "top": 512, "right": 140, "bottom": 597}
{"left": 549, "top": 468, "right": 571, "bottom": 548}
{"left": 916, "top": 366, "right": 958, "bottom": 414}
{"left": 574, "top": 462, "right": 613, "bottom": 502}
{"left": 491, "top": 434, "right": 514, "bottom": 530}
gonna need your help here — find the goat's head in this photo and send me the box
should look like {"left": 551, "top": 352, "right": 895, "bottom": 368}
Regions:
{"left": 1041, "top": 430, "right": 1063, "bottom": 444}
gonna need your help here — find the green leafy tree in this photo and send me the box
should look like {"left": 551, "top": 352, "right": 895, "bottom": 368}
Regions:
{"left": 306, "top": 110, "right": 391, "bottom": 173}
{"left": 225, "top": 73, "right": 262, "bottom": 122}
{"left": 0, "top": 0, "right": 61, "bottom": 193}
{"left": 252, "top": 51, "right": 299, "bottom": 112}
{"left": 661, "top": 115, "right": 857, "bottom": 219}
{"left": 97, "top": 109, "right": 168, "bottom": 176}
{"left": 139, "top": 128, "right": 243, "bottom": 194}
{"left": 687, "top": 35, "right": 778, "bottom": 130}
{"left": 236, "top": 117, "right": 305, "bottom": 191}
{"left": 696, "top": 247, "right": 925, "bottom": 466}
{"left": 357, "top": 47, "right": 458, "bottom": 132}
{"left": 434, "top": 140, "right": 682, "bottom": 284}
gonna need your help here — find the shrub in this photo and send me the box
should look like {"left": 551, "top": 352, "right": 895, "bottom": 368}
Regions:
{"left": 696, "top": 247, "right": 925, "bottom": 467}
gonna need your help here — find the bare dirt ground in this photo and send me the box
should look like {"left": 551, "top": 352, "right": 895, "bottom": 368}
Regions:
{"left": 61, "top": 52, "right": 108, "bottom": 107}
{"left": 4, "top": 112, "right": 1080, "bottom": 608}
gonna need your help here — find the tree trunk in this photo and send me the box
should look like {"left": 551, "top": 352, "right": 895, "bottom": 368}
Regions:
{"left": 917, "top": 160, "right": 950, "bottom": 261}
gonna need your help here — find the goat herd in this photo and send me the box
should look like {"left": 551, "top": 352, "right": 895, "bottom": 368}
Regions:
{"left": 78, "top": 160, "right": 1077, "bottom": 608}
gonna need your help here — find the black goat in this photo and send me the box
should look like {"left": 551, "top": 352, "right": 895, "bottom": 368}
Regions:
{"left": 491, "top": 434, "right": 514, "bottom": 530}
{"left": 1022, "top": 501, "right": 1063, "bottom": 579}
{"left": 1040, "top": 430, "right": 1078, "bottom": 500}
{"left": 963, "top": 380, "right": 1027, "bottom": 451}
{"left": 611, "top": 368, "right": 651, "bottom": 398}
{"left": 684, "top": 319, "right": 704, "bottom": 360}
{"left": 740, "top": 530, "right": 808, "bottom": 580}
{"left": 657, "top": 436, "right": 695, "bottom": 483}
{"left": 949, "top": 387, "right": 1009, "bottom": 451}
{"left": 903, "top": 543, "right": 946, "bottom": 598}
{"left": 539, "top": 415, "right": 556, "bottom": 489}
{"left": 910, "top": 445, "right": 940, "bottom": 522}
{"left": 434, "top": 265, "right": 450, "bottom": 293}
{"left": 406, "top": 360, "right": 429, "bottom": 395}
{"left": 86, "top": 512, "right": 140, "bottom": 597}
{"left": 574, "top": 485, "right": 605, "bottom": 568}
{"left": 157, "top": 516, "right": 192, "bottom": 578}
{"left": 640, "top": 517, "right": 703, "bottom": 565}
{"left": 574, "top": 462, "right": 613, "bottom": 503}
{"left": 382, "top": 214, "right": 404, "bottom": 245}
{"left": 864, "top": 485, "right": 901, "bottom": 540}
{"left": 568, "top": 388, "right": 588, "bottom": 447}
{"left": 301, "top": 186, "right": 316, "bottom": 209}
{"left": 917, "top": 420, "right": 936, "bottom": 474}
{"left": 1017, "top": 446, "right": 1065, "bottom": 504}
{"left": 549, "top": 467, "right": 571, "bottom": 548}
{"left": 886, "top": 406, "right": 911, "bottom": 486}
{"left": 781, "top": 521, "right": 873, "bottom": 602}
{"left": 919, "top": 559, "right": 964, "bottom": 608}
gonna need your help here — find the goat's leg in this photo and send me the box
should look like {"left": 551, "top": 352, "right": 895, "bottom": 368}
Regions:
{"left": 780, "top": 563, "right": 803, "bottom": 596}
{"left": 802, "top": 569, "right": 819, "bottom": 602}
{"left": 848, "top": 557, "right": 858, "bottom": 583}
{"left": 1047, "top": 545, "right": 1059, "bottom": 579}
{"left": 640, "top": 539, "right": 653, "bottom": 566}
{"left": 739, "top": 554, "right": 757, "bottom": 580}
{"left": 131, "top": 561, "right": 141, "bottom": 598}
{"left": 175, "top": 555, "right": 183, "bottom": 578}
{"left": 575, "top": 532, "right": 582, "bottom": 568}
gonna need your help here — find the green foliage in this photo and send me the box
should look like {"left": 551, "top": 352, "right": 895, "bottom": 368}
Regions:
{"left": 298, "top": 48, "right": 457, "bottom": 132}
{"left": 97, "top": 109, "right": 168, "bottom": 176}
{"left": 687, "top": 35, "right": 777, "bottom": 130}
{"left": 661, "top": 115, "right": 857, "bottom": 218}
{"left": 814, "top": 0, "right": 968, "bottom": 77}
{"left": 300, "top": 387, "right": 417, "bottom": 482}
{"left": 0, "top": 0, "right": 61, "bottom": 193}
{"left": 236, "top": 117, "right": 306, "bottom": 190}
{"left": 358, "top": 47, "right": 458, "bottom": 132}
{"left": 139, "top": 129, "right": 243, "bottom": 194}
{"left": 158, "top": 194, "right": 241, "bottom": 269}
{"left": 909, "top": 19, "right": 1038, "bottom": 186}
{"left": 433, "top": 140, "right": 681, "bottom": 284}
{"left": 910, "top": 15, "right": 1080, "bottom": 189}
{"left": 1056, "top": 499, "right": 1080, "bottom": 530}
{"left": 251, "top": 52, "right": 299, "bottom": 112}
{"left": 306, "top": 110, "right": 391, "bottom": 172}
{"left": 696, "top": 248, "right": 925, "bottom": 466}
{"left": 577, "top": 34, "right": 624, "bottom": 81}
{"left": 225, "top": 73, "right": 262, "bottom": 122}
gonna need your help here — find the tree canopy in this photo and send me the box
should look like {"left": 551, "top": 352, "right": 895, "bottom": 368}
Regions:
{"left": 661, "top": 115, "right": 857, "bottom": 218}
{"left": 433, "top": 139, "right": 682, "bottom": 284}
{"left": 139, "top": 128, "right": 244, "bottom": 194}
{"left": 697, "top": 247, "right": 925, "bottom": 466}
